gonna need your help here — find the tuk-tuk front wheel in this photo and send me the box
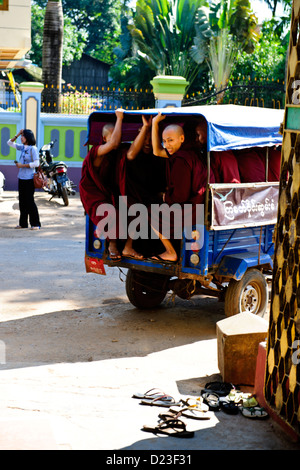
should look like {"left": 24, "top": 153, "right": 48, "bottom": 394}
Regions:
{"left": 224, "top": 269, "right": 268, "bottom": 317}
{"left": 126, "top": 269, "right": 169, "bottom": 309}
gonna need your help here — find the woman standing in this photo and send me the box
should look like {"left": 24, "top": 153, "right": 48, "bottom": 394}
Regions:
{"left": 7, "top": 129, "right": 41, "bottom": 230}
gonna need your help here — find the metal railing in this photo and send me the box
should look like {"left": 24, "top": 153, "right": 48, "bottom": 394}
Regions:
{"left": 0, "top": 78, "right": 286, "bottom": 114}
{"left": 0, "top": 80, "right": 21, "bottom": 111}
{"left": 183, "top": 78, "right": 285, "bottom": 109}
{"left": 41, "top": 84, "right": 155, "bottom": 114}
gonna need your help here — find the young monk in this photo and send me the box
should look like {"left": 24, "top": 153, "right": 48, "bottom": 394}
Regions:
{"left": 235, "top": 147, "right": 265, "bottom": 182}
{"left": 79, "top": 109, "right": 124, "bottom": 261}
{"left": 120, "top": 115, "right": 167, "bottom": 259}
{"left": 151, "top": 112, "right": 208, "bottom": 262}
{"left": 195, "top": 118, "right": 240, "bottom": 184}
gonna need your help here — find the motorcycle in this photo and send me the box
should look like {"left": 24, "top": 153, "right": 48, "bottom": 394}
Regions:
{"left": 39, "top": 140, "right": 76, "bottom": 206}
{"left": 0, "top": 171, "right": 5, "bottom": 194}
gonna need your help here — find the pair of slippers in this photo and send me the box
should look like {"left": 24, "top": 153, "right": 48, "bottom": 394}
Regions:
{"left": 133, "top": 388, "right": 181, "bottom": 408}
{"left": 133, "top": 389, "right": 211, "bottom": 418}
{"left": 132, "top": 389, "right": 211, "bottom": 438}
{"left": 200, "top": 381, "right": 235, "bottom": 411}
{"left": 201, "top": 382, "right": 269, "bottom": 418}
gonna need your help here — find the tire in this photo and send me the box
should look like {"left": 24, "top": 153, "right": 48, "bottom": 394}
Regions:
{"left": 126, "top": 269, "right": 169, "bottom": 309}
{"left": 61, "top": 186, "right": 69, "bottom": 206}
{"left": 224, "top": 269, "right": 268, "bottom": 317}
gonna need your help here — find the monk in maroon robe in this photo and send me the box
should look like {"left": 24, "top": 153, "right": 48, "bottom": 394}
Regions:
{"left": 234, "top": 148, "right": 266, "bottom": 182}
{"left": 268, "top": 146, "right": 282, "bottom": 181}
{"left": 256, "top": 146, "right": 282, "bottom": 182}
{"left": 118, "top": 115, "right": 166, "bottom": 259}
{"left": 194, "top": 120, "right": 240, "bottom": 184}
{"left": 151, "top": 113, "right": 208, "bottom": 262}
{"left": 79, "top": 109, "right": 124, "bottom": 260}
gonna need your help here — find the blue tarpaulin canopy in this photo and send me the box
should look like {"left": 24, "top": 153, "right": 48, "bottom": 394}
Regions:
{"left": 87, "top": 104, "right": 284, "bottom": 152}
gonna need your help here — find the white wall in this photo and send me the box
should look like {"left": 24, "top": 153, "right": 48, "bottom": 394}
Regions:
{"left": 0, "top": 0, "right": 31, "bottom": 64}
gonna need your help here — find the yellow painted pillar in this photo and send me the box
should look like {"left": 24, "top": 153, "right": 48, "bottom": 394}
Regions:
{"left": 19, "top": 82, "right": 44, "bottom": 145}
{"left": 264, "top": 0, "right": 300, "bottom": 437}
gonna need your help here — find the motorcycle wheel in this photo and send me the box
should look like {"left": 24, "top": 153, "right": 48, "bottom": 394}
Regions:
{"left": 61, "top": 186, "right": 69, "bottom": 206}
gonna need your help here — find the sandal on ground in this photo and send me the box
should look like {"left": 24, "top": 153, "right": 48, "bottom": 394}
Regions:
{"left": 160, "top": 406, "right": 211, "bottom": 420}
{"left": 242, "top": 396, "right": 258, "bottom": 408}
{"left": 201, "top": 391, "right": 220, "bottom": 411}
{"left": 30, "top": 226, "right": 41, "bottom": 230}
{"left": 176, "top": 396, "right": 209, "bottom": 413}
{"left": 132, "top": 388, "right": 170, "bottom": 400}
{"left": 220, "top": 400, "right": 239, "bottom": 415}
{"left": 241, "top": 406, "right": 269, "bottom": 419}
{"left": 224, "top": 389, "right": 251, "bottom": 404}
{"left": 140, "top": 394, "right": 181, "bottom": 407}
{"left": 203, "top": 381, "right": 235, "bottom": 397}
{"left": 15, "top": 225, "right": 27, "bottom": 229}
{"left": 142, "top": 418, "right": 194, "bottom": 438}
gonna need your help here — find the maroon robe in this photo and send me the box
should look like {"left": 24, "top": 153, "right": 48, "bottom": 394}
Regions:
{"left": 150, "top": 145, "right": 208, "bottom": 238}
{"left": 164, "top": 146, "right": 208, "bottom": 206}
{"left": 235, "top": 148, "right": 266, "bottom": 182}
{"left": 268, "top": 147, "right": 281, "bottom": 181}
{"left": 79, "top": 145, "right": 125, "bottom": 237}
{"left": 211, "top": 150, "right": 241, "bottom": 183}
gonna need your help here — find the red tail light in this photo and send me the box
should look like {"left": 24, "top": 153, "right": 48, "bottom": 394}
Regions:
{"left": 56, "top": 166, "right": 66, "bottom": 173}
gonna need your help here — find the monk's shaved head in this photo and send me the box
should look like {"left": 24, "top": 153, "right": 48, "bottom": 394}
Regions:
{"left": 162, "top": 124, "right": 185, "bottom": 155}
{"left": 163, "top": 124, "right": 184, "bottom": 137}
{"left": 102, "top": 123, "right": 114, "bottom": 142}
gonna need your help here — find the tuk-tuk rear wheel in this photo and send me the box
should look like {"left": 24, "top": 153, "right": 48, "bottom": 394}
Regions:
{"left": 224, "top": 269, "right": 268, "bottom": 317}
{"left": 126, "top": 269, "right": 170, "bottom": 309}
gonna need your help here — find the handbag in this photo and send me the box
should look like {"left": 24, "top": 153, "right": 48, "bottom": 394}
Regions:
{"left": 33, "top": 166, "right": 47, "bottom": 189}
{"left": 30, "top": 147, "right": 47, "bottom": 189}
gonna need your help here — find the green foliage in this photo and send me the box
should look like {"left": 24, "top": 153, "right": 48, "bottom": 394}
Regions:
{"left": 232, "top": 18, "right": 289, "bottom": 82}
{"left": 30, "top": 3, "right": 87, "bottom": 67}
{"left": 109, "top": 12, "right": 155, "bottom": 89}
{"left": 32, "top": 0, "right": 123, "bottom": 65}
{"left": 191, "top": 0, "right": 260, "bottom": 96}
{"left": 127, "top": 0, "right": 208, "bottom": 87}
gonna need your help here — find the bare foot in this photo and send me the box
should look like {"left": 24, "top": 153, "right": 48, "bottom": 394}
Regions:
{"left": 122, "top": 237, "right": 143, "bottom": 259}
{"left": 122, "top": 248, "right": 144, "bottom": 260}
{"left": 108, "top": 241, "right": 121, "bottom": 261}
{"left": 151, "top": 251, "right": 177, "bottom": 262}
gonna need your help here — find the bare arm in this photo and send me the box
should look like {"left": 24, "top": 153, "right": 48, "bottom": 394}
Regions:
{"left": 127, "top": 115, "right": 152, "bottom": 161}
{"left": 94, "top": 109, "right": 124, "bottom": 167}
{"left": 151, "top": 113, "right": 168, "bottom": 158}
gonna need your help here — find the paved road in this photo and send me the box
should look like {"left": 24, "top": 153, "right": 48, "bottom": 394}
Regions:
{"left": 0, "top": 191, "right": 299, "bottom": 451}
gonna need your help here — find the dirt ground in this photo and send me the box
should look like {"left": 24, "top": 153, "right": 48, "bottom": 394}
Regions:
{"left": 0, "top": 190, "right": 299, "bottom": 452}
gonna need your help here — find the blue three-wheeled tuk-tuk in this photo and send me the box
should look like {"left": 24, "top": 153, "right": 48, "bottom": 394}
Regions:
{"left": 83, "top": 105, "right": 284, "bottom": 317}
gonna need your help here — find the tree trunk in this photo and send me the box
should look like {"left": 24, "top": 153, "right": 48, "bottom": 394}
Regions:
{"left": 42, "top": 0, "right": 64, "bottom": 113}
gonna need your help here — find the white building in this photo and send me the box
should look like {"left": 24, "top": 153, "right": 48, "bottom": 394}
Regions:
{"left": 0, "top": 0, "right": 31, "bottom": 71}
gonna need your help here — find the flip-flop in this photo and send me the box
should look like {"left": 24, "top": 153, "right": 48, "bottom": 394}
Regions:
{"left": 160, "top": 406, "right": 211, "bottom": 421}
{"left": 142, "top": 418, "right": 194, "bottom": 438}
{"left": 122, "top": 253, "right": 144, "bottom": 260}
{"left": 242, "top": 396, "right": 258, "bottom": 408}
{"left": 220, "top": 400, "right": 239, "bottom": 415}
{"left": 140, "top": 394, "right": 181, "bottom": 407}
{"left": 179, "top": 397, "right": 209, "bottom": 411}
{"left": 201, "top": 391, "right": 220, "bottom": 410}
{"left": 108, "top": 250, "right": 122, "bottom": 261}
{"left": 203, "top": 381, "right": 235, "bottom": 397}
{"left": 241, "top": 406, "right": 269, "bottom": 419}
{"left": 224, "top": 389, "right": 252, "bottom": 404}
{"left": 148, "top": 255, "right": 177, "bottom": 265}
{"left": 132, "top": 388, "right": 170, "bottom": 400}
